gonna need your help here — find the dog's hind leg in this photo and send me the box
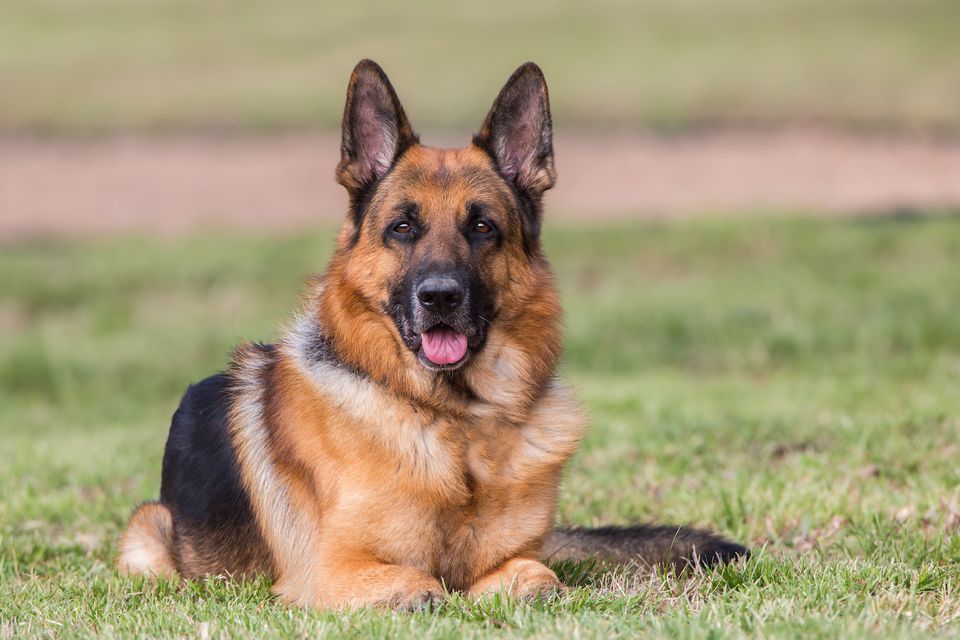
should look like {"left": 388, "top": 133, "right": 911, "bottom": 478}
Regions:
{"left": 116, "top": 501, "right": 177, "bottom": 578}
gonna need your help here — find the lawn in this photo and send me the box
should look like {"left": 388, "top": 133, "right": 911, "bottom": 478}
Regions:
{"left": 2, "top": 0, "right": 959, "bottom": 133}
{"left": 2, "top": 214, "right": 960, "bottom": 637}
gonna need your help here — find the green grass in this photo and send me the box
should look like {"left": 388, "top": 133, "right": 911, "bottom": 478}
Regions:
{"left": 2, "top": 214, "right": 960, "bottom": 637}
{"left": 2, "top": 0, "right": 960, "bottom": 133}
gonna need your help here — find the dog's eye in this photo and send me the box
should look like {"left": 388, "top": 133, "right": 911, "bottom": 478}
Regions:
{"left": 474, "top": 221, "right": 492, "bottom": 234}
{"left": 393, "top": 222, "right": 412, "bottom": 234}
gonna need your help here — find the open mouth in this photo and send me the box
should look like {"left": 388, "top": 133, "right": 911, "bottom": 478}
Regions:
{"left": 419, "top": 324, "right": 469, "bottom": 368}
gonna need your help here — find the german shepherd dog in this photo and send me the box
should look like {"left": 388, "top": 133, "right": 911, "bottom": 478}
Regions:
{"left": 117, "top": 60, "right": 747, "bottom": 610}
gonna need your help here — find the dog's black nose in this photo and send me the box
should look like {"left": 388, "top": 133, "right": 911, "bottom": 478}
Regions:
{"left": 417, "top": 278, "right": 464, "bottom": 314}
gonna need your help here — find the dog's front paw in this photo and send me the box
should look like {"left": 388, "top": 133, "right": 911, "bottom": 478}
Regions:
{"left": 388, "top": 578, "right": 445, "bottom": 611}
{"left": 468, "top": 558, "right": 563, "bottom": 600}
{"left": 316, "top": 564, "right": 444, "bottom": 611}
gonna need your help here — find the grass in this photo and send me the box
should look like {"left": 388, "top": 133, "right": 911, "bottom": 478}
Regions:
{"left": 2, "top": 213, "right": 960, "bottom": 637}
{"left": 1, "top": 0, "right": 960, "bottom": 133}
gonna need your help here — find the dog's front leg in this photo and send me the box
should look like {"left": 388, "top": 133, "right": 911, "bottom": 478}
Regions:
{"left": 314, "top": 554, "right": 444, "bottom": 611}
{"left": 467, "top": 557, "right": 562, "bottom": 600}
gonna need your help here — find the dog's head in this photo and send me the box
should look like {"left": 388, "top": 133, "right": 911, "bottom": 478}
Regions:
{"left": 330, "top": 60, "right": 557, "bottom": 373}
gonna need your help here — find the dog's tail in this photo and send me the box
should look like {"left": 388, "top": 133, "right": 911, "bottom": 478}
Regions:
{"left": 116, "top": 501, "right": 177, "bottom": 578}
{"left": 542, "top": 525, "right": 749, "bottom": 569}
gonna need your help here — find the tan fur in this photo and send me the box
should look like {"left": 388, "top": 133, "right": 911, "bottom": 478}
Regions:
{"left": 222, "top": 142, "right": 584, "bottom": 609}
{"left": 116, "top": 502, "right": 177, "bottom": 578}
{"left": 119, "top": 61, "right": 589, "bottom": 610}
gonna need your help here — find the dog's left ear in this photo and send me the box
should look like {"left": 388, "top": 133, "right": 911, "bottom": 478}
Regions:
{"left": 474, "top": 63, "right": 556, "bottom": 206}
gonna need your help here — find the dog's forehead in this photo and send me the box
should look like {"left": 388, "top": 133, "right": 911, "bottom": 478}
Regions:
{"left": 389, "top": 146, "right": 505, "bottom": 203}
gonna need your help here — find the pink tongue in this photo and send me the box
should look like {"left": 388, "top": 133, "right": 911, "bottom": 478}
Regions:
{"left": 421, "top": 327, "right": 468, "bottom": 365}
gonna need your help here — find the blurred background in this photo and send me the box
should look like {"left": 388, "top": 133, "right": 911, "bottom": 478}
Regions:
{"left": 3, "top": 2, "right": 960, "bottom": 635}
{"left": 3, "top": 0, "right": 960, "bottom": 131}
{"left": 2, "top": 0, "right": 960, "bottom": 237}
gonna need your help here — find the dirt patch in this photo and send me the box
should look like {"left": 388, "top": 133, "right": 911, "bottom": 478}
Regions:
{"left": 2, "top": 129, "right": 960, "bottom": 240}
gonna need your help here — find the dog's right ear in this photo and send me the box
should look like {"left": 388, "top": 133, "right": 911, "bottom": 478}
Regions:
{"left": 336, "top": 60, "right": 418, "bottom": 209}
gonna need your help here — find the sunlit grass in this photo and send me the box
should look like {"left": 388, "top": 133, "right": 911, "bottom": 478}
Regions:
{"left": 2, "top": 213, "right": 960, "bottom": 637}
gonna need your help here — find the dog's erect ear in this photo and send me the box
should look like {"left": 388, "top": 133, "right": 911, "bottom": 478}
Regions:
{"left": 336, "top": 60, "right": 418, "bottom": 203}
{"left": 474, "top": 63, "right": 556, "bottom": 201}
